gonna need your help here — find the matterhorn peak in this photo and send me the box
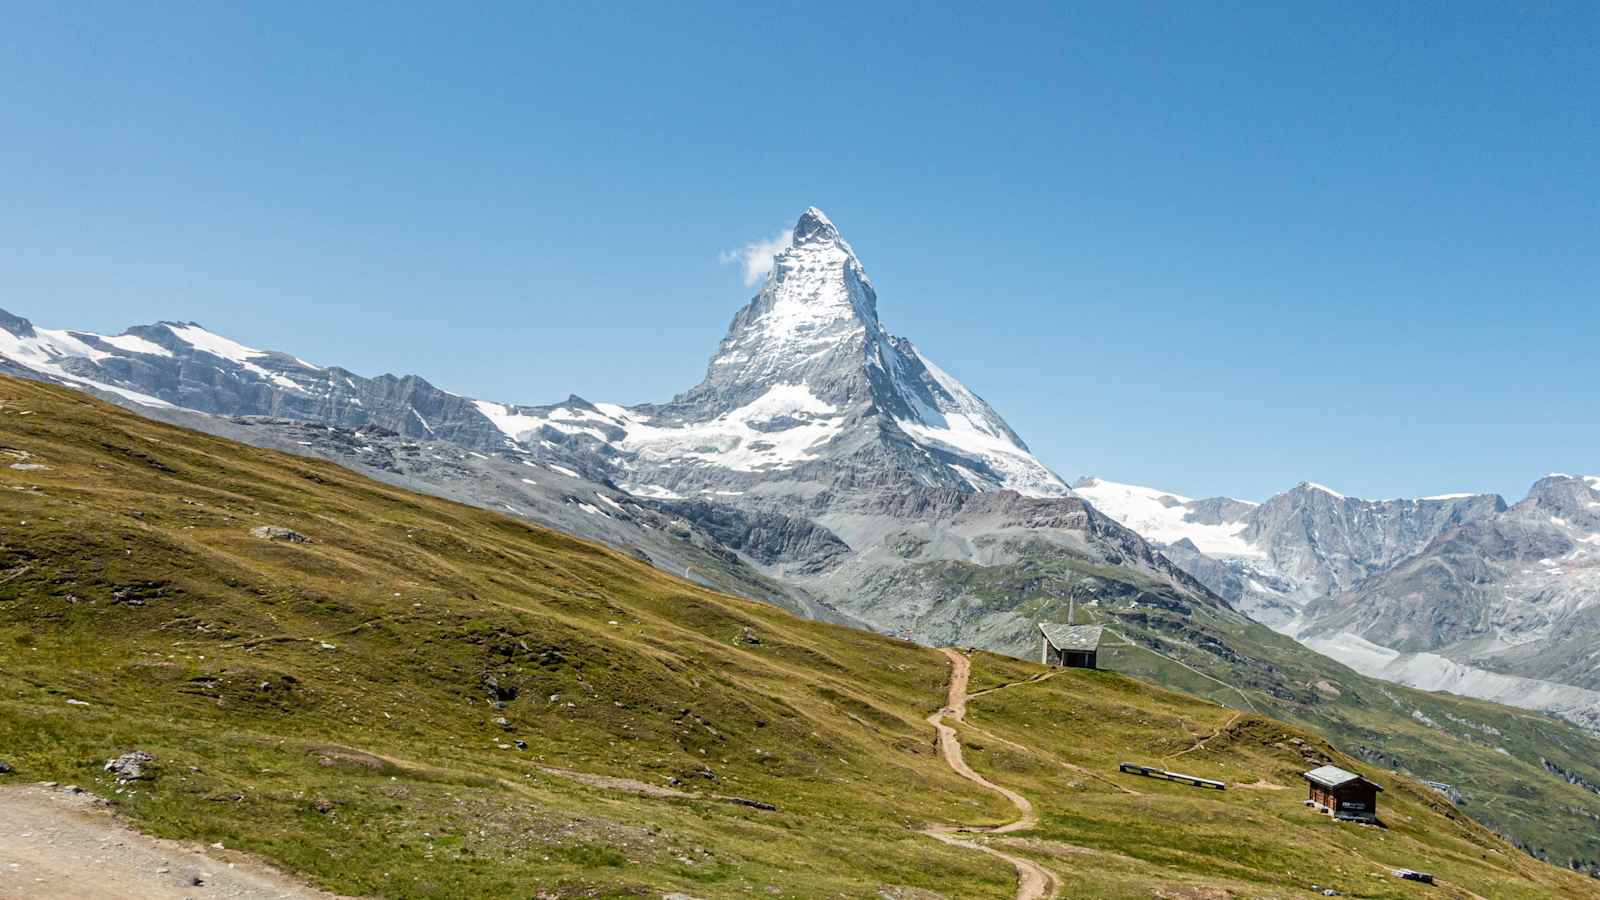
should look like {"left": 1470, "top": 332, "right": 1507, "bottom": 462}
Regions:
{"left": 792, "top": 206, "right": 840, "bottom": 245}
{"left": 654, "top": 207, "right": 1068, "bottom": 499}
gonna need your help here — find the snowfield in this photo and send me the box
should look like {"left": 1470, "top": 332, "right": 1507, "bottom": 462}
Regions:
{"left": 1070, "top": 477, "right": 1263, "bottom": 557}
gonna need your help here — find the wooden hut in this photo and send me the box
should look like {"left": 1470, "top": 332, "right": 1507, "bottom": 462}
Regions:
{"left": 1038, "top": 623, "right": 1104, "bottom": 669}
{"left": 1303, "top": 765, "right": 1382, "bottom": 822}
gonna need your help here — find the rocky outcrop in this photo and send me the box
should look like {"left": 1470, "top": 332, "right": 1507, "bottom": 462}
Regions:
{"left": 1242, "top": 484, "right": 1507, "bottom": 601}
{"left": 1304, "top": 475, "right": 1600, "bottom": 696}
{"left": 251, "top": 526, "right": 309, "bottom": 543}
{"left": 653, "top": 500, "right": 851, "bottom": 574}
{"left": 1071, "top": 477, "right": 1506, "bottom": 628}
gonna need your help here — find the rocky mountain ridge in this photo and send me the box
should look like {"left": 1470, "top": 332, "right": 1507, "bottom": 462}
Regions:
{"left": 1070, "top": 476, "right": 1506, "bottom": 626}
{"left": 1298, "top": 473, "right": 1600, "bottom": 727}
{"left": 1073, "top": 473, "right": 1600, "bottom": 731}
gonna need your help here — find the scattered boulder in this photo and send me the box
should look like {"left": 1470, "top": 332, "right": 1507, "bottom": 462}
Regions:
{"left": 250, "top": 525, "right": 308, "bottom": 543}
{"left": 104, "top": 750, "right": 155, "bottom": 783}
{"left": 481, "top": 674, "right": 518, "bottom": 703}
{"left": 110, "top": 581, "right": 166, "bottom": 606}
{"left": 721, "top": 796, "right": 778, "bottom": 811}
{"left": 737, "top": 627, "right": 761, "bottom": 646}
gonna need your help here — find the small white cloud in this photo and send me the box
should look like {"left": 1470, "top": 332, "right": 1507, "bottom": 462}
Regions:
{"left": 719, "top": 229, "right": 790, "bottom": 287}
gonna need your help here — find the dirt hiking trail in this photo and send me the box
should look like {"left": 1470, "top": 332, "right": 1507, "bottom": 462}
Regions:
{"left": 0, "top": 784, "right": 346, "bottom": 900}
{"left": 921, "top": 648, "right": 1059, "bottom": 900}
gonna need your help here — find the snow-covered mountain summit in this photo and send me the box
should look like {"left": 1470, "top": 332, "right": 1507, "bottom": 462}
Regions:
{"left": 675, "top": 207, "right": 882, "bottom": 409}
{"left": 617, "top": 207, "right": 1067, "bottom": 498}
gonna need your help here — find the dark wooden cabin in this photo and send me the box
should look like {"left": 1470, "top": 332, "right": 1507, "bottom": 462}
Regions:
{"left": 1038, "top": 623, "right": 1104, "bottom": 669}
{"left": 1303, "top": 765, "right": 1382, "bottom": 822}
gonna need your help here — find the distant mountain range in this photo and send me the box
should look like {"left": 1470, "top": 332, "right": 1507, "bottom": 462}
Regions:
{"left": 1073, "top": 474, "right": 1600, "bottom": 729}
{"left": 1070, "top": 477, "right": 1506, "bottom": 624}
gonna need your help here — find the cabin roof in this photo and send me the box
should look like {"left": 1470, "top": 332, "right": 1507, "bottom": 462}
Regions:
{"left": 1303, "top": 765, "right": 1382, "bottom": 792}
{"left": 1038, "top": 623, "right": 1104, "bottom": 652}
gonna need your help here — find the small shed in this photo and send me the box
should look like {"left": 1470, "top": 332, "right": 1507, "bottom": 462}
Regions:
{"left": 1303, "top": 765, "right": 1383, "bottom": 822}
{"left": 1038, "top": 623, "right": 1104, "bottom": 669}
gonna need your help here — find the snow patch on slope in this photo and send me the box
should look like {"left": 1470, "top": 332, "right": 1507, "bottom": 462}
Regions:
{"left": 1072, "top": 477, "right": 1263, "bottom": 557}
{"left": 620, "top": 383, "right": 842, "bottom": 472}
{"left": 0, "top": 326, "right": 173, "bottom": 408}
{"left": 473, "top": 400, "right": 549, "bottom": 442}
{"left": 165, "top": 324, "right": 310, "bottom": 391}
{"left": 887, "top": 346, "right": 1069, "bottom": 498}
{"left": 1301, "top": 481, "right": 1347, "bottom": 499}
{"left": 97, "top": 333, "right": 173, "bottom": 357}
{"left": 474, "top": 400, "right": 624, "bottom": 444}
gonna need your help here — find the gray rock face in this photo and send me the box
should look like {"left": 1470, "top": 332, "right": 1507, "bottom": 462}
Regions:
{"left": 775, "top": 487, "right": 1241, "bottom": 658}
{"left": 1161, "top": 538, "right": 1279, "bottom": 609}
{"left": 1304, "top": 475, "right": 1600, "bottom": 694}
{"left": 652, "top": 500, "right": 851, "bottom": 575}
{"left": 1184, "top": 496, "right": 1259, "bottom": 526}
{"left": 1242, "top": 483, "right": 1508, "bottom": 603}
{"left": 1070, "top": 477, "right": 1505, "bottom": 628}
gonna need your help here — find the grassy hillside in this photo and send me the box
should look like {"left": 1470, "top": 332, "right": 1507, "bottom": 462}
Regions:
{"left": 958, "top": 651, "right": 1591, "bottom": 898}
{"left": 0, "top": 375, "right": 1595, "bottom": 898}
{"left": 990, "top": 562, "right": 1600, "bottom": 878}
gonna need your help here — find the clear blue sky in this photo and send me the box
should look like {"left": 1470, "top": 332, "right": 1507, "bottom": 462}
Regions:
{"left": 2, "top": 2, "right": 1595, "bottom": 502}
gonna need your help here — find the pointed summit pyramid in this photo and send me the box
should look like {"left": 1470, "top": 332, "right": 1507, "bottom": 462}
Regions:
{"left": 675, "top": 207, "right": 881, "bottom": 413}
{"left": 633, "top": 208, "right": 1069, "bottom": 498}
{"left": 791, "top": 206, "right": 842, "bottom": 244}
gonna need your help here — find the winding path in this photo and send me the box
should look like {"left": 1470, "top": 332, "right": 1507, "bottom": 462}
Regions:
{"left": 1164, "top": 710, "right": 1243, "bottom": 762}
{"left": 921, "top": 649, "right": 1059, "bottom": 900}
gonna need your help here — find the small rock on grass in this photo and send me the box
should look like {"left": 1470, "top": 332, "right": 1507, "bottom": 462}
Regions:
{"left": 105, "top": 750, "right": 155, "bottom": 783}
{"left": 250, "top": 525, "right": 309, "bottom": 543}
